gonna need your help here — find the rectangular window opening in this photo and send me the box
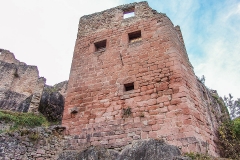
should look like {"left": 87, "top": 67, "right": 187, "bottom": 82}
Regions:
{"left": 124, "top": 82, "right": 134, "bottom": 91}
{"left": 128, "top": 30, "right": 142, "bottom": 43}
{"left": 123, "top": 7, "right": 135, "bottom": 19}
{"left": 94, "top": 40, "right": 106, "bottom": 52}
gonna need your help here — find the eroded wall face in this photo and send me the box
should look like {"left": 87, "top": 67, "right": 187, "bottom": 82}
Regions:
{"left": 0, "top": 50, "right": 45, "bottom": 113}
{"left": 63, "top": 2, "right": 221, "bottom": 156}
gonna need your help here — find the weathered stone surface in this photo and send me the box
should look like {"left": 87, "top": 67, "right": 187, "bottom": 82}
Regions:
{"left": 58, "top": 139, "right": 191, "bottom": 160}
{"left": 0, "top": 125, "right": 66, "bottom": 160}
{"left": 77, "top": 147, "right": 119, "bottom": 160}
{"left": 58, "top": 151, "right": 80, "bottom": 160}
{"left": 118, "top": 139, "right": 182, "bottom": 160}
{"left": 38, "top": 83, "right": 66, "bottom": 122}
{"left": 0, "top": 90, "right": 31, "bottom": 112}
{"left": 59, "top": 147, "right": 119, "bottom": 160}
{"left": 0, "top": 49, "right": 46, "bottom": 114}
{"left": 52, "top": 80, "right": 68, "bottom": 98}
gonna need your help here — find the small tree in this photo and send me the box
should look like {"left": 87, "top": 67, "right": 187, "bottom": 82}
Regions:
{"left": 224, "top": 94, "right": 240, "bottom": 119}
{"left": 200, "top": 75, "right": 205, "bottom": 84}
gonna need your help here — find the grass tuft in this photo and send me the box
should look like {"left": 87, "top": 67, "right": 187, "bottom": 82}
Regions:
{"left": 0, "top": 110, "right": 49, "bottom": 132}
{"left": 184, "top": 152, "right": 211, "bottom": 160}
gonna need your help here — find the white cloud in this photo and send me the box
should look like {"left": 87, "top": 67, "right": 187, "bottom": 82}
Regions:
{"left": 194, "top": 1, "right": 240, "bottom": 98}
{"left": 0, "top": 0, "right": 123, "bottom": 85}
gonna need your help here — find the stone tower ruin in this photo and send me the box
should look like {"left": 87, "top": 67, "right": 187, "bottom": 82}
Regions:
{"left": 63, "top": 2, "right": 225, "bottom": 156}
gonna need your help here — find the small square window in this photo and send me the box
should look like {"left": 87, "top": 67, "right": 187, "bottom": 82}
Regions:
{"left": 123, "top": 7, "right": 135, "bottom": 19}
{"left": 128, "top": 30, "right": 142, "bottom": 43}
{"left": 94, "top": 40, "right": 106, "bottom": 52}
{"left": 124, "top": 82, "right": 134, "bottom": 91}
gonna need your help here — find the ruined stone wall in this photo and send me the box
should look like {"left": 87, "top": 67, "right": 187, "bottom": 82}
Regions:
{"left": 0, "top": 126, "right": 66, "bottom": 159}
{"left": 63, "top": 1, "right": 224, "bottom": 156}
{"left": 0, "top": 49, "right": 21, "bottom": 65}
{"left": 0, "top": 49, "right": 46, "bottom": 113}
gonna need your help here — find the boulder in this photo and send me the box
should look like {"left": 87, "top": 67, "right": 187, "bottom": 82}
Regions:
{"left": 38, "top": 85, "right": 64, "bottom": 122}
{"left": 58, "top": 139, "right": 191, "bottom": 160}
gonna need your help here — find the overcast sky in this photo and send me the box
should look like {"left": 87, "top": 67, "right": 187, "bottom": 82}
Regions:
{"left": 1, "top": 0, "right": 240, "bottom": 99}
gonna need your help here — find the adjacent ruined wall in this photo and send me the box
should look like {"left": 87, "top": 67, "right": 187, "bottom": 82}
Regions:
{"left": 0, "top": 126, "right": 66, "bottom": 159}
{"left": 63, "top": 1, "right": 225, "bottom": 156}
{"left": 0, "top": 49, "right": 46, "bottom": 113}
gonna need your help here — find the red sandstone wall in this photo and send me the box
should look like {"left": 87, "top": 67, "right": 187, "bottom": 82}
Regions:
{"left": 63, "top": 2, "right": 222, "bottom": 156}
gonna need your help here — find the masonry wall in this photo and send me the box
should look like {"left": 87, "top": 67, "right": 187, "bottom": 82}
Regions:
{"left": 0, "top": 125, "right": 66, "bottom": 159}
{"left": 63, "top": 2, "right": 224, "bottom": 156}
{"left": 0, "top": 49, "right": 46, "bottom": 113}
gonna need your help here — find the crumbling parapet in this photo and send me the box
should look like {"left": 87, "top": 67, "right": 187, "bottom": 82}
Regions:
{"left": 0, "top": 49, "right": 23, "bottom": 65}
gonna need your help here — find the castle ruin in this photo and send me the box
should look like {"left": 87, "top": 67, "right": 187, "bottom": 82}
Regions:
{"left": 63, "top": 2, "right": 226, "bottom": 156}
{"left": 0, "top": 49, "right": 46, "bottom": 113}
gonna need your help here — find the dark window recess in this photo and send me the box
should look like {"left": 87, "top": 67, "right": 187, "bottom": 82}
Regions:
{"left": 123, "top": 7, "right": 135, "bottom": 19}
{"left": 124, "top": 82, "right": 134, "bottom": 91}
{"left": 128, "top": 30, "right": 142, "bottom": 43}
{"left": 94, "top": 40, "right": 106, "bottom": 52}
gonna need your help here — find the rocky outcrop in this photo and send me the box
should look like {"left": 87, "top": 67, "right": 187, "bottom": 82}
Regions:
{"left": 52, "top": 80, "right": 68, "bottom": 98}
{"left": 38, "top": 82, "right": 68, "bottom": 122}
{"left": 59, "top": 139, "right": 190, "bottom": 160}
{"left": 0, "top": 49, "right": 46, "bottom": 114}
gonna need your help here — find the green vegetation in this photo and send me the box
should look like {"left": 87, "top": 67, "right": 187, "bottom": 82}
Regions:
{"left": 233, "top": 118, "right": 240, "bottom": 138}
{"left": 184, "top": 152, "right": 211, "bottom": 160}
{"left": 218, "top": 117, "right": 240, "bottom": 159}
{"left": 211, "top": 93, "right": 240, "bottom": 159}
{"left": 28, "top": 132, "right": 40, "bottom": 141}
{"left": 0, "top": 110, "right": 49, "bottom": 132}
{"left": 123, "top": 107, "right": 132, "bottom": 117}
{"left": 224, "top": 94, "right": 240, "bottom": 119}
{"left": 212, "top": 94, "right": 230, "bottom": 120}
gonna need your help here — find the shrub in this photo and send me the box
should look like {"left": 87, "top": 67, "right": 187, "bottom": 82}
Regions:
{"left": 123, "top": 107, "right": 132, "bottom": 117}
{"left": 233, "top": 117, "right": 240, "bottom": 138}
{"left": 218, "top": 118, "right": 240, "bottom": 159}
{"left": 184, "top": 152, "right": 211, "bottom": 160}
{"left": 28, "top": 132, "right": 40, "bottom": 141}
